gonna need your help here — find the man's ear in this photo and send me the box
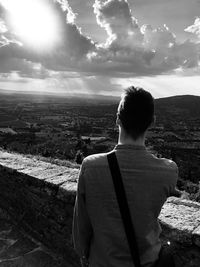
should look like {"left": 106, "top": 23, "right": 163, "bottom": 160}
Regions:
{"left": 116, "top": 114, "right": 121, "bottom": 126}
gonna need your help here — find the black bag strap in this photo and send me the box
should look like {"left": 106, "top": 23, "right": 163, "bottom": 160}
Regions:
{"left": 107, "top": 151, "right": 141, "bottom": 267}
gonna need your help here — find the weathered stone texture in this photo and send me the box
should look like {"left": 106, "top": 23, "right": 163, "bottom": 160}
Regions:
{"left": 0, "top": 208, "right": 73, "bottom": 267}
{"left": 0, "top": 151, "right": 200, "bottom": 266}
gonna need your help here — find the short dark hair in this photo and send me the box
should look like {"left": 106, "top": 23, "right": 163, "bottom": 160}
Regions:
{"left": 118, "top": 86, "right": 154, "bottom": 140}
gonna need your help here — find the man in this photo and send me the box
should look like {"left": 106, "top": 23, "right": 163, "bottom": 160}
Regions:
{"left": 73, "top": 86, "right": 180, "bottom": 267}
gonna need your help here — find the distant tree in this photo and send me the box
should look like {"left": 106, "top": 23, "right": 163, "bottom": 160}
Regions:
{"left": 85, "top": 138, "right": 91, "bottom": 145}
{"left": 82, "top": 143, "right": 88, "bottom": 156}
{"left": 76, "top": 140, "right": 84, "bottom": 150}
{"left": 75, "top": 150, "right": 84, "bottom": 164}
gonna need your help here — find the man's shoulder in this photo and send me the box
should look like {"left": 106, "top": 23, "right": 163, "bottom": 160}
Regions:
{"left": 82, "top": 152, "right": 110, "bottom": 168}
{"left": 82, "top": 151, "right": 178, "bottom": 172}
{"left": 156, "top": 156, "right": 178, "bottom": 172}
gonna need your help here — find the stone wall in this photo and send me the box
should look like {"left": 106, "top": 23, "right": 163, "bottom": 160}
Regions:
{"left": 0, "top": 151, "right": 200, "bottom": 267}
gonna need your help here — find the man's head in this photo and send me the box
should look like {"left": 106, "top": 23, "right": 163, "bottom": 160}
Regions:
{"left": 117, "top": 86, "right": 155, "bottom": 140}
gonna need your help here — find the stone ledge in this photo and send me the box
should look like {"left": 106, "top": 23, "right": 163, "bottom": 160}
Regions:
{"left": 0, "top": 151, "right": 200, "bottom": 266}
{"left": 160, "top": 198, "right": 200, "bottom": 246}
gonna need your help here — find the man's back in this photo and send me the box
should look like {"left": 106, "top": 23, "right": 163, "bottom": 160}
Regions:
{"left": 73, "top": 144, "right": 178, "bottom": 267}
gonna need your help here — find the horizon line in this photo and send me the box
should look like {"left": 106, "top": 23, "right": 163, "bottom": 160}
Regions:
{"left": 0, "top": 88, "right": 200, "bottom": 100}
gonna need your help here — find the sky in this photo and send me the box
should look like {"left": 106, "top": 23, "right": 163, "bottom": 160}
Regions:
{"left": 0, "top": 0, "right": 200, "bottom": 98}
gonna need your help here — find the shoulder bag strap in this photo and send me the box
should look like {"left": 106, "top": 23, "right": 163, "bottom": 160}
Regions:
{"left": 107, "top": 151, "right": 141, "bottom": 267}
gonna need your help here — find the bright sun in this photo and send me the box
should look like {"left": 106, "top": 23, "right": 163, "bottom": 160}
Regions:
{"left": 1, "top": 0, "right": 59, "bottom": 50}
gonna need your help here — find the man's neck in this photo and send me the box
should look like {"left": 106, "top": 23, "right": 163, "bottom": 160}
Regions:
{"left": 118, "top": 134, "right": 145, "bottom": 147}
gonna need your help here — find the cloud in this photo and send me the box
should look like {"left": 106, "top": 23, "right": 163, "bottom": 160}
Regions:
{"left": 0, "top": 4, "right": 22, "bottom": 47}
{"left": 0, "top": 18, "right": 16, "bottom": 47}
{"left": 52, "top": 0, "right": 95, "bottom": 61}
{"left": 185, "top": 17, "right": 200, "bottom": 41}
{"left": 0, "top": 18, "right": 6, "bottom": 33}
{"left": 56, "top": 0, "right": 76, "bottom": 23}
{"left": 141, "top": 24, "right": 199, "bottom": 70}
{"left": 94, "top": 0, "right": 142, "bottom": 47}
{"left": 0, "top": 56, "right": 50, "bottom": 79}
{"left": 111, "top": 74, "right": 200, "bottom": 98}
{"left": 0, "top": 0, "right": 199, "bottom": 81}
{"left": 88, "top": 0, "right": 200, "bottom": 76}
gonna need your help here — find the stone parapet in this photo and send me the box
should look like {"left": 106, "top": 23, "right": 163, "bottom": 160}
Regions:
{"left": 0, "top": 151, "right": 200, "bottom": 266}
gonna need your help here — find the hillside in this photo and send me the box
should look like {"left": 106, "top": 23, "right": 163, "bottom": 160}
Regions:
{"left": 155, "top": 95, "right": 200, "bottom": 118}
{"left": 0, "top": 89, "right": 200, "bottom": 122}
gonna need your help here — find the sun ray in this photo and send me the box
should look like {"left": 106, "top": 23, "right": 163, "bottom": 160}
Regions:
{"left": 1, "top": 0, "right": 60, "bottom": 50}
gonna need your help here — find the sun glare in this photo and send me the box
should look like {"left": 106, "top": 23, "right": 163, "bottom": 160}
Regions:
{"left": 1, "top": 0, "right": 59, "bottom": 50}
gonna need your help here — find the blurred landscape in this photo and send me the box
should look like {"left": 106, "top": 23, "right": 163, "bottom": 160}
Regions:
{"left": 0, "top": 89, "right": 200, "bottom": 202}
